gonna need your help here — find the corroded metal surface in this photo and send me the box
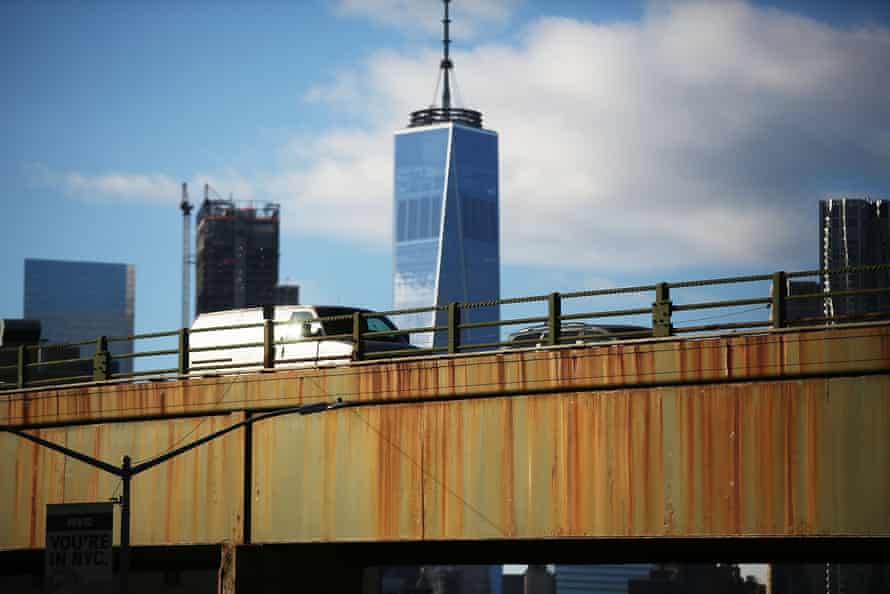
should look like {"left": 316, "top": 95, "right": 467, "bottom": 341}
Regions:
{"left": 2, "top": 324, "right": 887, "bottom": 428}
{"left": 0, "top": 415, "right": 243, "bottom": 550}
{"left": 248, "top": 376, "right": 890, "bottom": 542}
{"left": 1, "top": 324, "right": 889, "bottom": 550}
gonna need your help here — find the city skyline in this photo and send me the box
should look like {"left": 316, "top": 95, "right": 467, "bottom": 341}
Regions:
{"left": 2, "top": 0, "right": 890, "bottom": 338}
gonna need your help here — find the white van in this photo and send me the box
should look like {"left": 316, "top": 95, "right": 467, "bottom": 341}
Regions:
{"left": 188, "top": 305, "right": 413, "bottom": 373}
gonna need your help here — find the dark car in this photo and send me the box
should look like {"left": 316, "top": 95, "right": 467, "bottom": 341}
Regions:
{"left": 507, "top": 322, "right": 651, "bottom": 347}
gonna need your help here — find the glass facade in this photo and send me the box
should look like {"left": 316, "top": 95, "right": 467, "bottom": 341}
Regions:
{"left": 394, "top": 123, "right": 500, "bottom": 348}
{"left": 24, "top": 259, "right": 135, "bottom": 373}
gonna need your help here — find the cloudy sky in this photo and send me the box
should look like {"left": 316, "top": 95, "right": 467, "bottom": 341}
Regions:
{"left": 2, "top": 0, "right": 889, "bottom": 335}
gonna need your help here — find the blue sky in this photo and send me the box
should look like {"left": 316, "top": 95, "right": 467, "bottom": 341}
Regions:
{"left": 2, "top": 0, "right": 889, "bottom": 339}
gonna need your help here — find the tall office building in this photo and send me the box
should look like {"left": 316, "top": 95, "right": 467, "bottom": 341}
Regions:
{"left": 273, "top": 283, "right": 300, "bottom": 306}
{"left": 820, "top": 198, "right": 890, "bottom": 319}
{"left": 785, "top": 280, "right": 822, "bottom": 323}
{"left": 555, "top": 565, "right": 654, "bottom": 594}
{"left": 23, "top": 259, "right": 135, "bottom": 373}
{"left": 195, "top": 198, "right": 281, "bottom": 315}
{"left": 628, "top": 564, "right": 765, "bottom": 594}
{"left": 393, "top": 0, "right": 500, "bottom": 348}
{"left": 771, "top": 564, "right": 890, "bottom": 594}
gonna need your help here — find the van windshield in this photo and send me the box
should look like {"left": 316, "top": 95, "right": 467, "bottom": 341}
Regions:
{"left": 313, "top": 307, "right": 402, "bottom": 342}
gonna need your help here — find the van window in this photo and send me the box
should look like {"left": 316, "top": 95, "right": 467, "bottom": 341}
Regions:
{"left": 279, "top": 311, "right": 315, "bottom": 340}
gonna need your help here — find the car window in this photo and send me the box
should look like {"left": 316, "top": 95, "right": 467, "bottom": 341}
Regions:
{"left": 366, "top": 315, "right": 403, "bottom": 342}
{"left": 367, "top": 316, "right": 393, "bottom": 332}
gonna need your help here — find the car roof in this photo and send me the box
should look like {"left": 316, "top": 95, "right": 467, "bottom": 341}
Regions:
{"left": 509, "top": 322, "right": 651, "bottom": 340}
{"left": 193, "top": 305, "right": 375, "bottom": 318}
{"left": 511, "top": 322, "right": 650, "bottom": 333}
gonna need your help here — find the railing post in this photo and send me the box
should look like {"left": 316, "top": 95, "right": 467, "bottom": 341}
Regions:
{"left": 263, "top": 319, "right": 275, "bottom": 369}
{"left": 17, "top": 345, "right": 26, "bottom": 389}
{"left": 652, "top": 283, "right": 673, "bottom": 338}
{"left": 178, "top": 328, "right": 190, "bottom": 375}
{"left": 771, "top": 271, "right": 786, "bottom": 329}
{"left": 352, "top": 311, "right": 364, "bottom": 361}
{"left": 448, "top": 302, "right": 461, "bottom": 354}
{"left": 93, "top": 336, "right": 109, "bottom": 381}
{"left": 548, "top": 292, "right": 562, "bottom": 346}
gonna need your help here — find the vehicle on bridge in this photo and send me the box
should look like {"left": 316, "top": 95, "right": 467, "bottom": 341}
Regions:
{"left": 507, "top": 322, "right": 652, "bottom": 348}
{"left": 189, "top": 305, "right": 414, "bottom": 372}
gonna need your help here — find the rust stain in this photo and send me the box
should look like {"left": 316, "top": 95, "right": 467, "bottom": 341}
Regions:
{"left": 568, "top": 393, "right": 581, "bottom": 535}
{"left": 732, "top": 387, "right": 742, "bottom": 534}
{"left": 783, "top": 384, "right": 794, "bottom": 534}
{"left": 684, "top": 387, "right": 695, "bottom": 533}
{"left": 29, "top": 437, "right": 39, "bottom": 547}
{"left": 501, "top": 395, "right": 515, "bottom": 537}
{"left": 805, "top": 381, "right": 819, "bottom": 532}
{"left": 165, "top": 421, "right": 176, "bottom": 542}
{"left": 624, "top": 393, "right": 633, "bottom": 536}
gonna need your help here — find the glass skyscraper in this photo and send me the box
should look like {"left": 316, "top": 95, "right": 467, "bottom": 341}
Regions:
{"left": 24, "top": 259, "right": 135, "bottom": 373}
{"left": 392, "top": 0, "right": 500, "bottom": 349}
{"left": 393, "top": 122, "right": 500, "bottom": 348}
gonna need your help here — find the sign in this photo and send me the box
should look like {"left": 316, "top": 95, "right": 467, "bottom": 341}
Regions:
{"left": 45, "top": 502, "right": 114, "bottom": 594}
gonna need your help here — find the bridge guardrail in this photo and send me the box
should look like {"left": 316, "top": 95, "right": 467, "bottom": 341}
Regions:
{"left": 1, "top": 264, "right": 888, "bottom": 391}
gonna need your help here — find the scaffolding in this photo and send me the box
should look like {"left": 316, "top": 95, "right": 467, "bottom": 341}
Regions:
{"left": 195, "top": 186, "right": 281, "bottom": 316}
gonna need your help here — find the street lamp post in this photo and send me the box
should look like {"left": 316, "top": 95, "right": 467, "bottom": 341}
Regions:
{"left": 1, "top": 399, "right": 347, "bottom": 594}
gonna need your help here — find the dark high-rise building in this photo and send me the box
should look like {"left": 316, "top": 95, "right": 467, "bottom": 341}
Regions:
{"left": 772, "top": 564, "right": 890, "bottom": 594}
{"left": 23, "top": 258, "right": 135, "bottom": 373}
{"left": 786, "top": 280, "right": 822, "bottom": 323}
{"left": 393, "top": 0, "right": 500, "bottom": 348}
{"left": 0, "top": 318, "right": 90, "bottom": 386}
{"left": 819, "top": 198, "right": 890, "bottom": 320}
{"left": 196, "top": 199, "right": 280, "bottom": 315}
{"left": 379, "top": 566, "right": 496, "bottom": 594}
{"left": 273, "top": 283, "right": 300, "bottom": 306}
{"left": 628, "top": 564, "right": 765, "bottom": 594}
{"left": 555, "top": 565, "right": 653, "bottom": 593}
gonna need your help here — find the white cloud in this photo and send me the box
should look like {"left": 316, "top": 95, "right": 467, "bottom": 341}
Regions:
{"left": 43, "top": 1, "right": 890, "bottom": 274}
{"left": 292, "top": 0, "right": 890, "bottom": 271}
{"left": 334, "top": 0, "right": 520, "bottom": 38}
{"left": 30, "top": 165, "right": 181, "bottom": 204}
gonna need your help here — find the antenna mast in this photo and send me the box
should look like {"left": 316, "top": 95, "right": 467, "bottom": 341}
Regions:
{"left": 179, "top": 183, "right": 193, "bottom": 328}
{"left": 441, "top": 0, "right": 452, "bottom": 110}
{"left": 408, "top": 0, "right": 483, "bottom": 128}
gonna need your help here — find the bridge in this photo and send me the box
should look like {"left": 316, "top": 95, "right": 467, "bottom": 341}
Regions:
{"left": 1, "top": 266, "right": 889, "bottom": 592}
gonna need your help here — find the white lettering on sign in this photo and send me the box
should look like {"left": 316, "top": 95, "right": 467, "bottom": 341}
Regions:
{"left": 45, "top": 503, "right": 114, "bottom": 593}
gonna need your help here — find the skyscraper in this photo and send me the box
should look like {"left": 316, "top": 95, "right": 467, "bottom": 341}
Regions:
{"left": 556, "top": 565, "right": 654, "bottom": 594}
{"left": 393, "top": 0, "right": 500, "bottom": 348}
{"left": 195, "top": 195, "right": 280, "bottom": 315}
{"left": 23, "top": 258, "right": 135, "bottom": 373}
{"left": 819, "top": 198, "right": 890, "bottom": 319}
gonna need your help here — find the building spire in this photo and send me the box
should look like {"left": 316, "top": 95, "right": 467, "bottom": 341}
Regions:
{"left": 407, "top": 0, "right": 483, "bottom": 128}
{"left": 441, "top": 0, "right": 453, "bottom": 110}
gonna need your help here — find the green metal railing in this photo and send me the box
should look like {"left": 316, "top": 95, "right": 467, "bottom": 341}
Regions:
{"left": 1, "top": 264, "right": 888, "bottom": 391}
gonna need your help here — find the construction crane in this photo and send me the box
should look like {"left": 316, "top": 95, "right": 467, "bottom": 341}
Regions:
{"left": 179, "top": 183, "right": 193, "bottom": 328}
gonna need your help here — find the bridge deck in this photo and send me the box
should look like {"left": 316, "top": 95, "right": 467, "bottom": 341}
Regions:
{"left": 1, "top": 323, "right": 889, "bottom": 550}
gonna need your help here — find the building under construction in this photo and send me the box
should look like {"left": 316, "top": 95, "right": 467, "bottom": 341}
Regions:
{"left": 195, "top": 198, "right": 281, "bottom": 315}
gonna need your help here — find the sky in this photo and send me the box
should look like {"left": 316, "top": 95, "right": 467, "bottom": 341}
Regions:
{"left": 2, "top": 0, "right": 890, "bottom": 341}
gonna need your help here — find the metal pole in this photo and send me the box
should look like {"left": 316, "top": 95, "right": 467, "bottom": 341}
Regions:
{"left": 547, "top": 292, "right": 562, "bottom": 347}
{"left": 120, "top": 456, "right": 131, "bottom": 594}
{"left": 180, "top": 183, "right": 193, "bottom": 329}
{"left": 771, "top": 271, "right": 786, "bottom": 329}
{"left": 447, "top": 302, "right": 460, "bottom": 354}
